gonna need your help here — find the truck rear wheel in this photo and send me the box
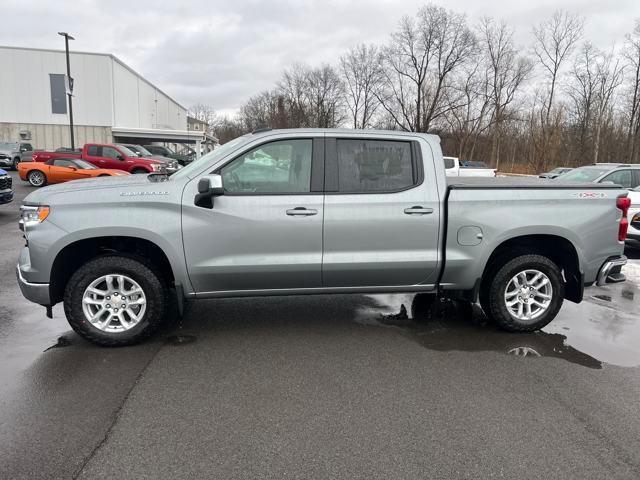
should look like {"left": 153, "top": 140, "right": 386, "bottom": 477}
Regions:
{"left": 481, "top": 254, "right": 564, "bottom": 332}
{"left": 63, "top": 255, "right": 167, "bottom": 346}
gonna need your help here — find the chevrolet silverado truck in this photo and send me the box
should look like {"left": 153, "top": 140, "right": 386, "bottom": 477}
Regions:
{"left": 0, "top": 141, "right": 33, "bottom": 170}
{"left": 32, "top": 143, "right": 179, "bottom": 175}
{"left": 16, "top": 129, "right": 630, "bottom": 346}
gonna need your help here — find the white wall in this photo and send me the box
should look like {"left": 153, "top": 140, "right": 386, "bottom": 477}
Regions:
{"left": 0, "top": 47, "right": 113, "bottom": 126}
{"left": 111, "top": 58, "right": 186, "bottom": 130}
{"left": 0, "top": 46, "right": 187, "bottom": 131}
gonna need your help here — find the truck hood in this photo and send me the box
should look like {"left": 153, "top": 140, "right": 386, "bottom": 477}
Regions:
{"left": 23, "top": 173, "right": 168, "bottom": 205}
{"left": 0, "top": 147, "right": 18, "bottom": 156}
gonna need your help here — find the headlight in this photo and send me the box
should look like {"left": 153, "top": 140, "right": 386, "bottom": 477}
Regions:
{"left": 151, "top": 163, "right": 164, "bottom": 172}
{"left": 19, "top": 205, "right": 50, "bottom": 230}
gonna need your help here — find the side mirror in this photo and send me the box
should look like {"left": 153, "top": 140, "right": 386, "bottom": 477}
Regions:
{"left": 20, "top": 148, "right": 27, "bottom": 153}
{"left": 68, "top": 166, "right": 77, "bottom": 171}
{"left": 195, "top": 174, "right": 224, "bottom": 208}
{"left": 116, "top": 154, "right": 124, "bottom": 160}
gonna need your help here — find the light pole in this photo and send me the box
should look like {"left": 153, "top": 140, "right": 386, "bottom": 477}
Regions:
{"left": 58, "top": 32, "right": 75, "bottom": 149}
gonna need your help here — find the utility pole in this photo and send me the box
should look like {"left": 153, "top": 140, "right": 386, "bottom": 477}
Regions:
{"left": 58, "top": 32, "right": 75, "bottom": 149}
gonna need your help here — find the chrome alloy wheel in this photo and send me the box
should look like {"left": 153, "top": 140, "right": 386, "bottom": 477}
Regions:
{"left": 29, "top": 171, "right": 45, "bottom": 186}
{"left": 82, "top": 274, "right": 147, "bottom": 332}
{"left": 504, "top": 269, "right": 553, "bottom": 322}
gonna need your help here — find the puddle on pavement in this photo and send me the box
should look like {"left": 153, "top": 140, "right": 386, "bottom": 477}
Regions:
{"left": 357, "top": 260, "right": 640, "bottom": 369}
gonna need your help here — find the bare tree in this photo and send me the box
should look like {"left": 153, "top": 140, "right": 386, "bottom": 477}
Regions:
{"left": 377, "top": 4, "right": 475, "bottom": 132}
{"left": 624, "top": 20, "right": 640, "bottom": 162}
{"left": 188, "top": 103, "right": 218, "bottom": 136}
{"left": 340, "top": 44, "right": 383, "bottom": 128}
{"left": 567, "top": 42, "right": 599, "bottom": 161}
{"left": 479, "top": 17, "right": 533, "bottom": 169}
{"left": 304, "top": 64, "right": 346, "bottom": 127}
{"left": 592, "top": 50, "right": 624, "bottom": 163}
{"left": 533, "top": 10, "right": 585, "bottom": 125}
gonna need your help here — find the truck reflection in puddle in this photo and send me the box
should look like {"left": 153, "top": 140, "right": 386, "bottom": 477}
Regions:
{"left": 358, "top": 252, "right": 640, "bottom": 370}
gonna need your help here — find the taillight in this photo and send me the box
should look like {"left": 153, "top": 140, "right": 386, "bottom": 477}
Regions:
{"left": 617, "top": 196, "right": 631, "bottom": 241}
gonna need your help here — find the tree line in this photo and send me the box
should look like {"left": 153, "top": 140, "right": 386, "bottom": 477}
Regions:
{"left": 189, "top": 5, "right": 640, "bottom": 173}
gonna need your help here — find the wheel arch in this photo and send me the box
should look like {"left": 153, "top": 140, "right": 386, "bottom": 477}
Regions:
{"left": 480, "top": 234, "right": 583, "bottom": 303}
{"left": 49, "top": 235, "right": 177, "bottom": 305}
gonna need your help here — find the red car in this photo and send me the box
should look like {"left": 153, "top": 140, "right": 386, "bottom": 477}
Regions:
{"left": 32, "top": 143, "right": 179, "bottom": 174}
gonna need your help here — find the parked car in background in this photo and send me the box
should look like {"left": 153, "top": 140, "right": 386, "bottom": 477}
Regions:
{"left": 0, "top": 141, "right": 33, "bottom": 170}
{"left": 443, "top": 156, "right": 496, "bottom": 177}
{"left": 117, "top": 143, "right": 173, "bottom": 163}
{"left": 32, "top": 143, "right": 178, "bottom": 174}
{"left": 539, "top": 167, "right": 573, "bottom": 179}
{"left": 627, "top": 188, "right": 640, "bottom": 245}
{"left": 143, "top": 144, "right": 193, "bottom": 166}
{"left": 55, "top": 147, "right": 82, "bottom": 154}
{"left": 556, "top": 164, "right": 640, "bottom": 189}
{"left": 18, "top": 158, "right": 130, "bottom": 187}
{"left": 16, "top": 128, "right": 629, "bottom": 346}
{"left": 0, "top": 168, "right": 13, "bottom": 204}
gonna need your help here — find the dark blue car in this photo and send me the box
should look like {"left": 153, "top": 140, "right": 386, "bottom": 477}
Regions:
{"left": 0, "top": 168, "right": 14, "bottom": 205}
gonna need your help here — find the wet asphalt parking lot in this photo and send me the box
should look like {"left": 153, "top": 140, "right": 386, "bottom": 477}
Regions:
{"left": 1, "top": 170, "right": 640, "bottom": 479}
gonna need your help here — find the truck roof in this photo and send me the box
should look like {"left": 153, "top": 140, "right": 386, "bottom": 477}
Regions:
{"left": 447, "top": 176, "right": 623, "bottom": 189}
{"left": 248, "top": 128, "right": 441, "bottom": 142}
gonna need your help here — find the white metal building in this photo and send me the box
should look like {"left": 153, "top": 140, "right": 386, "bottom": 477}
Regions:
{"left": 0, "top": 45, "right": 205, "bottom": 150}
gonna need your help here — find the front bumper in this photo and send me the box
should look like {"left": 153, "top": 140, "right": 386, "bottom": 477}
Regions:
{"left": 17, "top": 264, "right": 51, "bottom": 305}
{"left": 0, "top": 156, "right": 13, "bottom": 167}
{"left": 17, "top": 246, "right": 51, "bottom": 305}
{"left": 596, "top": 255, "right": 627, "bottom": 286}
{"left": 0, "top": 190, "right": 13, "bottom": 204}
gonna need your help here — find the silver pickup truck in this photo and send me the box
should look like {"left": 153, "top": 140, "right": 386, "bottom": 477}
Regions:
{"left": 16, "top": 129, "right": 630, "bottom": 346}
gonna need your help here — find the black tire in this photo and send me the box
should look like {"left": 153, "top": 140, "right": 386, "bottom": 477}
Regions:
{"left": 481, "top": 254, "right": 564, "bottom": 332}
{"left": 131, "top": 168, "right": 148, "bottom": 174}
{"left": 12, "top": 157, "right": 20, "bottom": 170}
{"left": 98, "top": 174, "right": 110, "bottom": 177}
{"left": 27, "top": 169, "right": 47, "bottom": 187}
{"left": 63, "top": 255, "right": 167, "bottom": 346}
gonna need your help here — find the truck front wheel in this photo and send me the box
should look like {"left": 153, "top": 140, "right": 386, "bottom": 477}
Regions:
{"left": 63, "top": 255, "right": 167, "bottom": 346}
{"left": 481, "top": 254, "right": 564, "bottom": 332}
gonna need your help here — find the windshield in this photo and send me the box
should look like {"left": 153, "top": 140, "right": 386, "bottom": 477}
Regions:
{"left": 134, "top": 145, "right": 153, "bottom": 156}
{"left": 74, "top": 159, "right": 97, "bottom": 170}
{"left": 0, "top": 142, "right": 18, "bottom": 150}
{"left": 556, "top": 167, "right": 610, "bottom": 182}
{"left": 117, "top": 145, "right": 137, "bottom": 157}
{"left": 170, "top": 135, "right": 252, "bottom": 180}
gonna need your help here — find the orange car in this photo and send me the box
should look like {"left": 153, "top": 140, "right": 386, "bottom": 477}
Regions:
{"left": 19, "top": 158, "right": 130, "bottom": 187}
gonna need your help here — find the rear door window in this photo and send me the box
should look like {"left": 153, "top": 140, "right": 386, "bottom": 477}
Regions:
{"left": 601, "top": 170, "right": 634, "bottom": 188}
{"left": 87, "top": 145, "right": 100, "bottom": 156}
{"left": 334, "top": 139, "right": 415, "bottom": 193}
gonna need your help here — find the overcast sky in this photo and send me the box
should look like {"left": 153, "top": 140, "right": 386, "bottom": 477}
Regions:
{"left": 3, "top": 0, "right": 640, "bottom": 116}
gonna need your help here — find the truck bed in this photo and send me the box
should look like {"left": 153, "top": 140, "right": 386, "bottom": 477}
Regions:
{"left": 447, "top": 177, "right": 622, "bottom": 189}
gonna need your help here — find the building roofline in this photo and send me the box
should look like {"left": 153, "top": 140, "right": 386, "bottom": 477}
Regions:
{"left": 0, "top": 44, "right": 188, "bottom": 111}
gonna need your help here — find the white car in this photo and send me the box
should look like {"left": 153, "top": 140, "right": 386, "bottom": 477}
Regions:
{"left": 443, "top": 156, "right": 496, "bottom": 177}
{"left": 627, "top": 189, "right": 640, "bottom": 245}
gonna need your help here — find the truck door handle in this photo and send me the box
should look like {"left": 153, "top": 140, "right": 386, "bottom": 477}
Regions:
{"left": 286, "top": 207, "right": 318, "bottom": 216}
{"left": 404, "top": 206, "right": 433, "bottom": 215}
